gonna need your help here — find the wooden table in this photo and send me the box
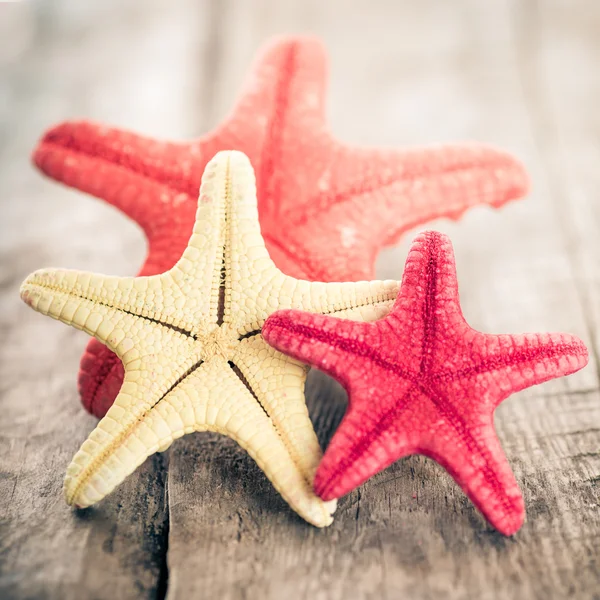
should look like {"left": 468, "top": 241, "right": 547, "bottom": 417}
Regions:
{"left": 1, "top": 1, "right": 599, "bottom": 598}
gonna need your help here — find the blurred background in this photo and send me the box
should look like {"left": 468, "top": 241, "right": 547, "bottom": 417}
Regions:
{"left": 1, "top": 2, "right": 599, "bottom": 599}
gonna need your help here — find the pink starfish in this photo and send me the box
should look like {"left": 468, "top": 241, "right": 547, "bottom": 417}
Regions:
{"left": 33, "top": 36, "right": 529, "bottom": 418}
{"left": 262, "top": 231, "right": 588, "bottom": 535}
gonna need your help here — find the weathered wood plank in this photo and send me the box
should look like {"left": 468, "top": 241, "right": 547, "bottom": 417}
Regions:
{"left": 0, "top": 1, "right": 207, "bottom": 598}
{"left": 2, "top": 1, "right": 599, "bottom": 599}
{"left": 164, "top": 1, "right": 600, "bottom": 599}
{"left": 510, "top": 0, "right": 600, "bottom": 384}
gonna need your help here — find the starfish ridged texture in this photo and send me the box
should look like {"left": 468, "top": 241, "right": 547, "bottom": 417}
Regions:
{"left": 262, "top": 231, "right": 588, "bottom": 535}
{"left": 20, "top": 151, "right": 399, "bottom": 527}
{"left": 32, "top": 36, "right": 529, "bottom": 418}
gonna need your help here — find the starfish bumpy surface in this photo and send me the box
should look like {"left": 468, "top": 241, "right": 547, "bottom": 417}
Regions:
{"left": 263, "top": 231, "right": 588, "bottom": 535}
{"left": 33, "top": 36, "right": 529, "bottom": 418}
{"left": 20, "top": 151, "right": 399, "bottom": 527}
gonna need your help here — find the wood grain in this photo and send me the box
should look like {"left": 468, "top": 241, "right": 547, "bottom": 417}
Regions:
{"left": 1, "top": 1, "right": 599, "bottom": 599}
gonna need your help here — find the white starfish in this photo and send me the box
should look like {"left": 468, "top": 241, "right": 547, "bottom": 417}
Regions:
{"left": 20, "top": 151, "right": 398, "bottom": 526}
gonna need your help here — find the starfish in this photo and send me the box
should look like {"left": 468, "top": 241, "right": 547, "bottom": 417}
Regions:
{"left": 20, "top": 150, "right": 399, "bottom": 527}
{"left": 32, "top": 36, "right": 529, "bottom": 418}
{"left": 262, "top": 231, "right": 588, "bottom": 535}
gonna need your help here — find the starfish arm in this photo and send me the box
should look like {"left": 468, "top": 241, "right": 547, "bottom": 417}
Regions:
{"left": 371, "top": 230, "right": 466, "bottom": 364}
{"left": 218, "top": 37, "right": 330, "bottom": 218}
{"left": 313, "top": 388, "right": 419, "bottom": 501}
{"left": 277, "top": 145, "right": 528, "bottom": 282}
{"left": 64, "top": 360, "right": 336, "bottom": 527}
{"left": 292, "top": 279, "right": 399, "bottom": 320}
{"left": 420, "top": 419, "right": 525, "bottom": 536}
{"left": 232, "top": 335, "right": 321, "bottom": 482}
{"left": 32, "top": 121, "right": 208, "bottom": 233}
{"left": 20, "top": 266, "right": 197, "bottom": 335}
{"left": 20, "top": 268, "right": 147, "bottom": 353}
{"left": 286, "top": 143, "right": 529, "bottom": 245}
{"left": 437, "top": 331, "right": 589, "bottom": 407}
{"left": 20, "top": 269, "right": 199, "bottom": 379}
{"left": 221, "top": 36, "right": 328, "bottom": 145}
{"left": 262, "top": 309, "right": 392, "bottom": 386}
{"left": 241, "top": 271, "right": 399, "bottom": 333}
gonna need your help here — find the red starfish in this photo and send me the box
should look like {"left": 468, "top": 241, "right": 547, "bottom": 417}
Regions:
{"left": 33, "top": 36, "right": 529, "bottom": 418}
{"left": 262, "top": 231, "right": 588, "bottom": 535}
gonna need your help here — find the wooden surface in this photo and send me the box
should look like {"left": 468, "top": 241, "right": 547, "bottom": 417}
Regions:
{"left": 1, "top": 1, "right": 599, "bottom": 598}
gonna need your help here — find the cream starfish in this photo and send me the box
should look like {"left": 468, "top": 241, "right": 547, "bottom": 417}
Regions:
{"left": 20, "top": 151, "right": 398, "bottom": 527}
